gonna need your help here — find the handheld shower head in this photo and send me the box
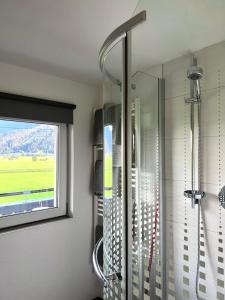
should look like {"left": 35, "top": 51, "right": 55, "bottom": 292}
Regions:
{"left": 186, "top": 57, "right": 203, "bottom": 101}
{"left": 187, "top": 65, "right": 203, "bottom": 81}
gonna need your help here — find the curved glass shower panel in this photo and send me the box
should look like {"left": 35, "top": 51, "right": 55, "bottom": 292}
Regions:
{"left": 130, "top": 71, "right": 163, "bottom": 300}
{"left": 102, "top": 40, "right": 125, "bottom": 300}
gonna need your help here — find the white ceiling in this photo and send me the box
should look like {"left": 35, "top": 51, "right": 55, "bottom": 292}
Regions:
{"left": 0, "top": 0, "right": 138, "bottom": 86}
{"left": 0, "top": 0, "right": 225, "bottom": 86}
{"left": 132, "top": 0, "right": 225, "bottom": 72}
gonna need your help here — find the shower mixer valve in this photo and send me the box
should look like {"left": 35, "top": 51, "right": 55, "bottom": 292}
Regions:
{"left": 219, "top": 186, "right": 225, "bottom": 209}
{"left": 184, "top": 190, "right": 205, "bottom": 207}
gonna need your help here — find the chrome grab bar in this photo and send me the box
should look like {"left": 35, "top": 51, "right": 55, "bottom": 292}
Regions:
{"left": 92, "top": 237, "right": 122, "bottom": 286}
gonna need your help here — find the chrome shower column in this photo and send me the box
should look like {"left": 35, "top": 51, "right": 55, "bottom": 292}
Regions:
{"left": 184, "top": 56, "right": 205, "bottom": 208}
{"left": 184, "top": 56, "right": 205, "bottom": 300}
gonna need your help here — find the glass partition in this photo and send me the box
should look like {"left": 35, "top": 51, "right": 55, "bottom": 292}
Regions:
{"left": 130, "top": 71, "right": 163, "bottom": 299}
{"left": 103, "top": 39, "right": 125, "bottom": 300}
{"left": 98, "top": 8, "right": 165, "bottom": 300}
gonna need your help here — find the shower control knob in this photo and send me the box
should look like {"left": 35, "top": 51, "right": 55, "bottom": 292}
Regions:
{"left": 219, "top": 186, "right": 225, "bottom": 209}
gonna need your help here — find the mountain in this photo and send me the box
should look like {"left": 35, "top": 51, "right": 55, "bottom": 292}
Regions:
{"left": 0, "top": 124, "right": 55, "bottom": 155}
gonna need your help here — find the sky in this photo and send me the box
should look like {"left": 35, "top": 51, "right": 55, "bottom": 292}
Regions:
{"left": 0, "top": 120, "right": 37, "bottom": 134}
{"left": 104, "top": 125, "right": 112, "bottom": 153}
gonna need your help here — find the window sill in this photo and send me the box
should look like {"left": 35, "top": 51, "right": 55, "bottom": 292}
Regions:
{"left": 0, "top": 213, "right": 73, "bottom": 234}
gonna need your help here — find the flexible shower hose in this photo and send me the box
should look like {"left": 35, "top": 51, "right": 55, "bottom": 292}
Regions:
{"left": 196, "top": 202, "right": 201, "bottom": 299}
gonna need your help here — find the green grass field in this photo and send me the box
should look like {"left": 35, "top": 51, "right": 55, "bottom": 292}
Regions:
{"left": 0, "top": 156, "right": 55, "bottom": 205}
{"left": 0, "top": 153, "right": 113, "bottom": 205}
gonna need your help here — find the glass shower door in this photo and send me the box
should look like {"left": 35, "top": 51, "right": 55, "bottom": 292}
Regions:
{"left": 102, "top": 39, "right": 125, "bottom": 300}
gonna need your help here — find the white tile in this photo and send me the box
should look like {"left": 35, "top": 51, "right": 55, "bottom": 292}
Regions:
{"left": 175, "top": 262, "right": 217, "bottom": 300}
{"left": 166, "top": 228, "right": 219, "bottom": 299}
{"left": 195, "top": 230, "right": 220, "bottom": 298}
{"left": 165, "top": 74, "right": 187, "bottom": 100}
{"left": 199, "top": 68, "right": 225, "bottom": 92}
{"left": 201, "top": 89, "right": 220, "bottom": 137}
{"left": 163, "top": 54, "right": 190, "bottom": 78}
{"left": 165, "top": 179, "right": 200, "bottom": 227}
{"left": 165, "top": 138, "right": 191, "bottom": 182}
{"left": 220, "top": 87, "right": 225, "bottom": 137}
{"left": 163, "top": 55, "right": 189, "bottom": 100}
{"left": 200, "top": 86, "right": 225, "bottom": 138}
{"left": 201, "top": 69, "right": 220, "bottom": 92}
{"left": 219, "top": 136, "right": 225, "bottom": 186}
{"left": 185, "top": 200, "right": 199, "bottom": 227}
{"left": 165, "top": 97, "right": 190, "bottom": 139}
{"left": 196, "top": 41, "right": 225, "bottom": 78}
{"left": 166, "top": 220, "right": 198, "bottom": 258}
{"left": 166, "top": 261, "right": 198, "bottom": 300}
{"left": 201, "top": 183, "right": 220, "bottom": 232}
{"left": 201, "top": 136, "right": 219, "bottom": 185}
{"left": 163, "top": 41, "right": 225, "bottom": 300}
{"left": 166, "top": 180, "right": 186, "bottom": 223}
{"left": 203, "top": 230, "right": 219, "bottom": 276}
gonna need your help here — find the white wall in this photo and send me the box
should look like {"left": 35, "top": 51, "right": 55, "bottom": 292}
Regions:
{"left": 0, "top": 62, "right": 100, "bottom": 300}
{"left": 164, "top": 41, "right": 225, "bottom": 300}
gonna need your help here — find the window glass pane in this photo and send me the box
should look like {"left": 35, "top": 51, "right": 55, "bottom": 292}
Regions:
{"left": 0, "top": 119, "right": 57, "bottom": 217}
{"left": 104, "top": 125, "right": 112, "bottom": 198}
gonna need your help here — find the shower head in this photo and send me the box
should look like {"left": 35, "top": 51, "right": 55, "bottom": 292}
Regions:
{"left": 187, "top": 65, "right": 203, "bottom": 80}
{"left": 185, "top": 57, "right": 203, "bottom": 102}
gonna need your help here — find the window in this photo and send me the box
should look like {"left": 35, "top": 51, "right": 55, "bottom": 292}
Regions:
{"left": 0, "top": 92, "right": 75, "bottom": 229}
{"left": 104, "top": 125, "right": 112, "bottom": 199}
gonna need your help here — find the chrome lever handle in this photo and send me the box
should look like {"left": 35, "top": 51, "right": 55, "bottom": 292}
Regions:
{"left": 92, "top": 237, "right": 122, "bottom": 286}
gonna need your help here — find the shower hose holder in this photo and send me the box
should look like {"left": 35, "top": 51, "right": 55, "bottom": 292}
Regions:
{"left": 185, "top": 97, "right": 199, "bottom": 104}
{"left": 184, "top": 190, "right": 206, "bottom": 207}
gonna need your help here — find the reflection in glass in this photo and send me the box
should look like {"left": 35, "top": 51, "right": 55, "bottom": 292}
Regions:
{"left": 104, "top": 125, "right": 112, "bottom": 198}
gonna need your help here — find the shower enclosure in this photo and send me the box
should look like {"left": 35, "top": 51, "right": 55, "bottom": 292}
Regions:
{"left": 93, "top": 3, "right": 225, "bottom": 300}
{"left": 93, "top": 11, "right": 166, "bottom": 300}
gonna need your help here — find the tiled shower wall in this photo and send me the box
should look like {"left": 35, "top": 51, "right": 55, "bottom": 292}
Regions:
{"left": 164, "top": 41, "right": 225, "bottom": 300}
